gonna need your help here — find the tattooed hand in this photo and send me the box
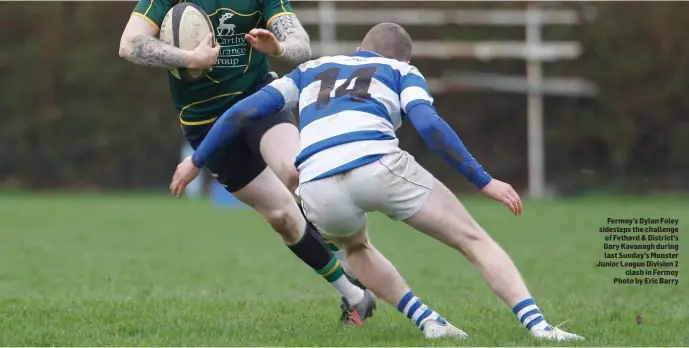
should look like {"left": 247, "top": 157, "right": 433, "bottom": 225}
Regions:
{"left": 267, "top": 13, "right": 311, "bottom": 65}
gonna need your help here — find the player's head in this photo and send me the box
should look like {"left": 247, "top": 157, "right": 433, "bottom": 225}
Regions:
{"left": 358, "top": 23, "right": 412, "bottom": 62}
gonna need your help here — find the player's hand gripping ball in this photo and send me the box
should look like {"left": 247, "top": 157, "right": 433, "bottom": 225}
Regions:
{"left": 159, "top": 3, "right": 219, "bottom": 81}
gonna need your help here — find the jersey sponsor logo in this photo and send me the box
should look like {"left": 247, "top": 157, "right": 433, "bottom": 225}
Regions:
{"left": 213, "top": 11, "right": 250, "bottom": 69}
{"left": 217, "top": 13, "right": 237, "bottom": 36}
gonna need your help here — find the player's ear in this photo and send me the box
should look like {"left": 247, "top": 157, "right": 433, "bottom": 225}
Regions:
{"left": 356, "top": 46, "right": 361, "bottom": 52}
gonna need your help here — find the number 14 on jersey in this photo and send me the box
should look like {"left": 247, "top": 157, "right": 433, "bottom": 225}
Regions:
{"left": 314, "top": 67, "right": 378, "bottom": 109}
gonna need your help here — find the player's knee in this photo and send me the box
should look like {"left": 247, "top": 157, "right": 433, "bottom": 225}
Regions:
{"left": 265, "top": 208, "right": 293, "bottom": 230}
{"left": 341, "top": 233, "right": 371, "bottom": 256}
{"left": 264, "top": 207, "right": 302, "bottom": 243}
{"left": 446, "top": 222, "right": 489, "bottom": 252}
{"left": 453, "top": 225, "right": 494, "bottom": 261}
{"left": 463, "top": 224, "right": 487, "bottom": 242}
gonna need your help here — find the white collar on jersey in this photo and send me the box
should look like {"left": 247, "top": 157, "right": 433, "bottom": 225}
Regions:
{"left": 352, "top": 50, "right": 383, "bottom": 58}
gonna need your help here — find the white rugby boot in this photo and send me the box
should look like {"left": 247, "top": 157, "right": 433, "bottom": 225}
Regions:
{"left": 531, "top": 324, "right": 584, "bottom": 341}
{"left": 420, "top": 317, "right": 468, "bottom": 339}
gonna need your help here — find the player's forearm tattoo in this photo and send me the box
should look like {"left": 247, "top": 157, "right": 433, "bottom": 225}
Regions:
{"left": 269, "top": 14, "right": 311, "bottom": 64}
{"left": 128, "top": 35, "right": 188, "bottom": 68}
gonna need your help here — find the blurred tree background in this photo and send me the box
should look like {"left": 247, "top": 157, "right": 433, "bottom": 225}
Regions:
{"left": 1, "top": 1, "right": 687, "bottom": 195}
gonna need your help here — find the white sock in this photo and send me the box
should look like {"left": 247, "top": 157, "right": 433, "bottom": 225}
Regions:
{"left": 318, "top": 244, "right": 363, "bottom": 304}
{"left": 332, "top": 276, "right": 365, "bottom": 305}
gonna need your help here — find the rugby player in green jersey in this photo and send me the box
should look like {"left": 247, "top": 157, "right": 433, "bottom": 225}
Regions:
{"left": 118, "top": 0, "right": 375, "bottom": 325}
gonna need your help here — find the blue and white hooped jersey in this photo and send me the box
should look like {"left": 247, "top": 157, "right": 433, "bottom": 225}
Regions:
{"left": 265, "top": 50, "right": 434, "bottom": 183}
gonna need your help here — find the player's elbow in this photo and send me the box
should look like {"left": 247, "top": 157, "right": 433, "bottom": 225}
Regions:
{"left": 118, "top": 37, "right": 133, "bottom": 59}
{"left": 118, "top": 44, "right": 132, "bottom": 59}
{"left": 412, "top": 117, "right": 446, "bottom": 150}
{"left": 409, "top": 115, "right": 437, "bottom": 138}
{"left": 281, "top": 32, "right": 312, "bottom": 64}
{"left": 294, "top": 37, "right": 312, "bottom": 64}
{"left": 298, "top": 36, "right": 312, "bottom": 63}
{"left": 299, "top": 45, "right": 312, "bottom": 64}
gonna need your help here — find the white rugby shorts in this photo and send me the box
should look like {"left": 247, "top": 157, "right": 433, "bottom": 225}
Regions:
{"left": 296, "top": 150, "right": 434, "bottom": 238}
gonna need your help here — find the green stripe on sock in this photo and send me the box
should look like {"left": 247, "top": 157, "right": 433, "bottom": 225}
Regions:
{"left": 323, "top": 264, "right": 344, "bottom": 283}
{"left": 316, "top": 257, "right": 344, "bottom": 283}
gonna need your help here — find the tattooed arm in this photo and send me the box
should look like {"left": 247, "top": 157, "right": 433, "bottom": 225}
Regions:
{"left": 127, "top": 35, "right": 191, "bottom": 68}
{"left": 268, "top": 14, "right": 312, "bottom": 65}
{"left": 118, "top": 15, "right": 191, "bottom": 69}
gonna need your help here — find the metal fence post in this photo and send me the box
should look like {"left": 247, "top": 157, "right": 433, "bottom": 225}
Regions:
{"left": 526, "top": 2, "right": 546, "bottom": 199}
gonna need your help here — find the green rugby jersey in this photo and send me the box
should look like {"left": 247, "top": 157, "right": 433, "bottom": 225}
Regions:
{"left": 132, "top": 0, "right": 293, "bottom": 125}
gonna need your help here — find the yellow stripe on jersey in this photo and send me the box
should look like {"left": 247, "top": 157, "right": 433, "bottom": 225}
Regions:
{"left": 207, "top": 8, "right": 261, "bottom": 17}
{"left": 180, "top": 117, "right": 218, "bottom": 126}
{"left": 143, "top": 0, "right": 154, "bottom": 16}
{"left": 205, "top": 74, "right": 220, "bottom": 84}
{"left": 243, "top": 15, "right": 262, "bottom": 74}
{"left": 131, "top": 12, "right": 160, "bottom": 32}
{"left": 243, "top": 46, "right": 254, "bottom": 74}
{"left": 179, "top": 91, "right": 244, "bottom": 125}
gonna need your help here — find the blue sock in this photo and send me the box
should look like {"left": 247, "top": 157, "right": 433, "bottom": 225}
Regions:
{"left": 396, "top": 291, "right": 445, "bottom": 330}
{"left": 512, "top": 298, "right": 552, "bottom": 331}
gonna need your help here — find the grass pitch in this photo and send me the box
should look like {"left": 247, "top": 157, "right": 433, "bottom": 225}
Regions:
{"left": 0, "top": 193, "right": 687, "bottom": 346}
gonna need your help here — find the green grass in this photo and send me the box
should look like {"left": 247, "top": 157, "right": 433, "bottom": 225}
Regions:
{"left": 0, "top": 194, "right": 687, "bottom": 346}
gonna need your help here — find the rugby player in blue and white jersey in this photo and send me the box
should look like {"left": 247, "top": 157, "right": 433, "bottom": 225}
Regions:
{"left": 170, "top": 23, "right": 584, "bottom": 341}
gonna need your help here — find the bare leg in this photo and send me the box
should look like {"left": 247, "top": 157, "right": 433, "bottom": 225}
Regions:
{"left": 252, "top": 123, "right": 369, "bottom": 321}
{"left": 259, "top": 123, "right": 357, "bottom": 277}
{"left": 232, "top": 167, "right": 304, "bottom": 244}
{"left": 404, "top": 178, "right": 531, "bottom": 308}
{"left": 232, "top": 167, "right": 366, "bottom": 311}
{"left": 259, "top": 123, "right": 300, "bottom": 194}
{"left": 333, "top": 226, "right": 409, "bottom": 306}
{"left": 401, "top": 178, "right": 584, "bottom": 341}
{"left": 331, "top": 222, "right": 466, "bottom": 338}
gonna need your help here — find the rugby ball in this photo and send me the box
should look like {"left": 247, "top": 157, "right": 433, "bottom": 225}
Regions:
{"left": 159, "top": 3, "right": 214, "bottom": 82}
